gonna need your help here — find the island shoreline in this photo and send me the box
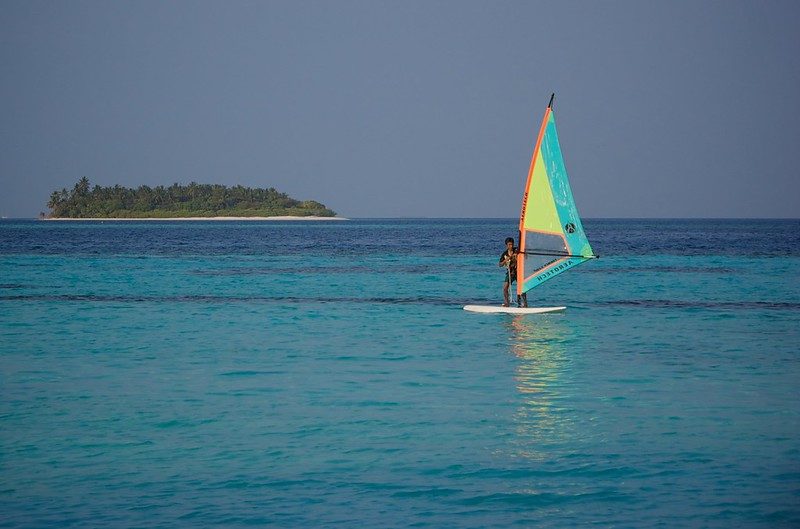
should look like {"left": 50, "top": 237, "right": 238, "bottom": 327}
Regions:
{"left": 43, "top": 216, "right": 348, "bottom": 221}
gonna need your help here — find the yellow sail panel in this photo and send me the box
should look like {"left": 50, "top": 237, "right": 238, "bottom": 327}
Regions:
{"left": 522, "top": 153, "right": 560, "bottom": 233}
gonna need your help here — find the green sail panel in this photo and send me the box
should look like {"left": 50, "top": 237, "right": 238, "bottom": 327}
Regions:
{"left": 517, "top": 105, "right": 595, "bottom": 296}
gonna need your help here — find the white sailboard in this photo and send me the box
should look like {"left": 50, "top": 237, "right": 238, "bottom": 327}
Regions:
{"left": 463, "top": 305, "right": 566, "bottom": 315}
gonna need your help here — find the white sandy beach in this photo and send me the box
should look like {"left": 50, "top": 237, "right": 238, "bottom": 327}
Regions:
{"left": 44, "top": 216, "right": 348, "bottom": 221}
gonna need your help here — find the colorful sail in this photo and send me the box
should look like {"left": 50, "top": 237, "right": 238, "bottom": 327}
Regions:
{"left": 517, "top": 95, "right": 597, "bottom": 296}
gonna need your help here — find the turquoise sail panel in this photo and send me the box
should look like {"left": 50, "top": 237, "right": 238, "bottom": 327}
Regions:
{"left": 540, "top": 112, "right": 593, "bottom": 259}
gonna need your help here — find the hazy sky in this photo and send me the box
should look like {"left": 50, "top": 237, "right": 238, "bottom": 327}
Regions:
{"left": 2, "top": 0, "right": 799, "bottom": 218}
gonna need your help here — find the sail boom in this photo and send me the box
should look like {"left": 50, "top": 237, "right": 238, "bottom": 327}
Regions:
{"left": 521, "top": 251, "right": 599, "bottom": 259}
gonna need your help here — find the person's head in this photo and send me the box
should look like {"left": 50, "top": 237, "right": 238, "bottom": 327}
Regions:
{"left": 505, "top": 237, "right": 514, "bottom": 247}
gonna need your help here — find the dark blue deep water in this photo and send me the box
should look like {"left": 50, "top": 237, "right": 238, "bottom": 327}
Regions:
{"left": 1, "top": 219, "right": 799, "bottom": 527}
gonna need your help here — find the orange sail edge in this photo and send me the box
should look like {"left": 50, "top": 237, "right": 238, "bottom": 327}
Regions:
{"left": 516, "top": 106, "right": 553, "bottom": 298}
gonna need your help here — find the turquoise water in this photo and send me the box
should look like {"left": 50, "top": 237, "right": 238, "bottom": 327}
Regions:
{"left": 1, "top": 219, "right": 799, "bottom": 527}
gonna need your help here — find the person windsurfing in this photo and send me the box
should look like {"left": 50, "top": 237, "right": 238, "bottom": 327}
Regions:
{"left": 499, "top": 237, "right": 528, "bottom": 307}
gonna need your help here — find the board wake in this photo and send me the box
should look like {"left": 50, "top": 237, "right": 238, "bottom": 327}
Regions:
{"left": 463, "top": 305, "right": 566, "bottom": 314}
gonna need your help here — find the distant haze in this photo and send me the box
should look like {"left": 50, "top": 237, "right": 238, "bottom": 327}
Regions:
{"left": 2, "top": 0, "right": 799, "bottom": 218}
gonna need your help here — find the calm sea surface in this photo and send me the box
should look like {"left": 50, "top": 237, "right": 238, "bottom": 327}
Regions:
{"left": 1, "top": 219, "right": 799, "bottom": 528}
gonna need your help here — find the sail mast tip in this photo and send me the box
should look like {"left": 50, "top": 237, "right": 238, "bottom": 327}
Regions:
{"left": 548, "top": 93, "right": 555, "bottom": 108}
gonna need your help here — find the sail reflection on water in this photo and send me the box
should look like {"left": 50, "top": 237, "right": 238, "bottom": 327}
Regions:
{"left": 505, "top": 315, "right": 575, "bottom": 460}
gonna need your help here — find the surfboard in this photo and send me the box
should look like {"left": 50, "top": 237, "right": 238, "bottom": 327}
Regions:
{"left": 463, "top": 305, "right": 566, "bottom": 314}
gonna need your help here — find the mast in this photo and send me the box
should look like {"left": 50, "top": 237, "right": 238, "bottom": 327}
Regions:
{"left": 517, "top": 94, "right": 555, "bottom": 296}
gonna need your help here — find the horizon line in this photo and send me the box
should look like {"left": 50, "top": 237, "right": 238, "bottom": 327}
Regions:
{"left": 2, "top": 216, "right": 799, "bottom": 221}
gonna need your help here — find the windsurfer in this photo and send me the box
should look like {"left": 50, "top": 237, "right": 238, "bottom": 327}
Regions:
{"left": 499, "top": 237, "right": 528, "bottom": 307}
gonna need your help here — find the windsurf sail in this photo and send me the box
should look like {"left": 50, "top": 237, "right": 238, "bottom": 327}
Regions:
{"left": 517, "top": 94, "right": 597, "bottom": 296}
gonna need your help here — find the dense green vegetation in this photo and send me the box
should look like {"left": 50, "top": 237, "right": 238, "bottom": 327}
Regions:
{"left": 46, "top": 177, "right": 336, "bottom": 218}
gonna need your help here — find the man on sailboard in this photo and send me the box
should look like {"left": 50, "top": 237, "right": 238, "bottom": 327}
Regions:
{"left": 499, "top": 237, "right": 528, "bottom": 308}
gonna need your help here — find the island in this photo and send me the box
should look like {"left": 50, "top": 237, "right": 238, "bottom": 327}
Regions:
{"left": 44, "top": 177, "right": 338, "bottom": 219}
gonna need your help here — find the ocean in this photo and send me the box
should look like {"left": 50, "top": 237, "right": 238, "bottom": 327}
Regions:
{"left": 1, "top": 218, "right": 798, "bottom": 528}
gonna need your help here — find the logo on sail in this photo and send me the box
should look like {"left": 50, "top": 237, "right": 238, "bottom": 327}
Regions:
{"left": 535, "top": 259, "right": 574, "bottom": 282}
